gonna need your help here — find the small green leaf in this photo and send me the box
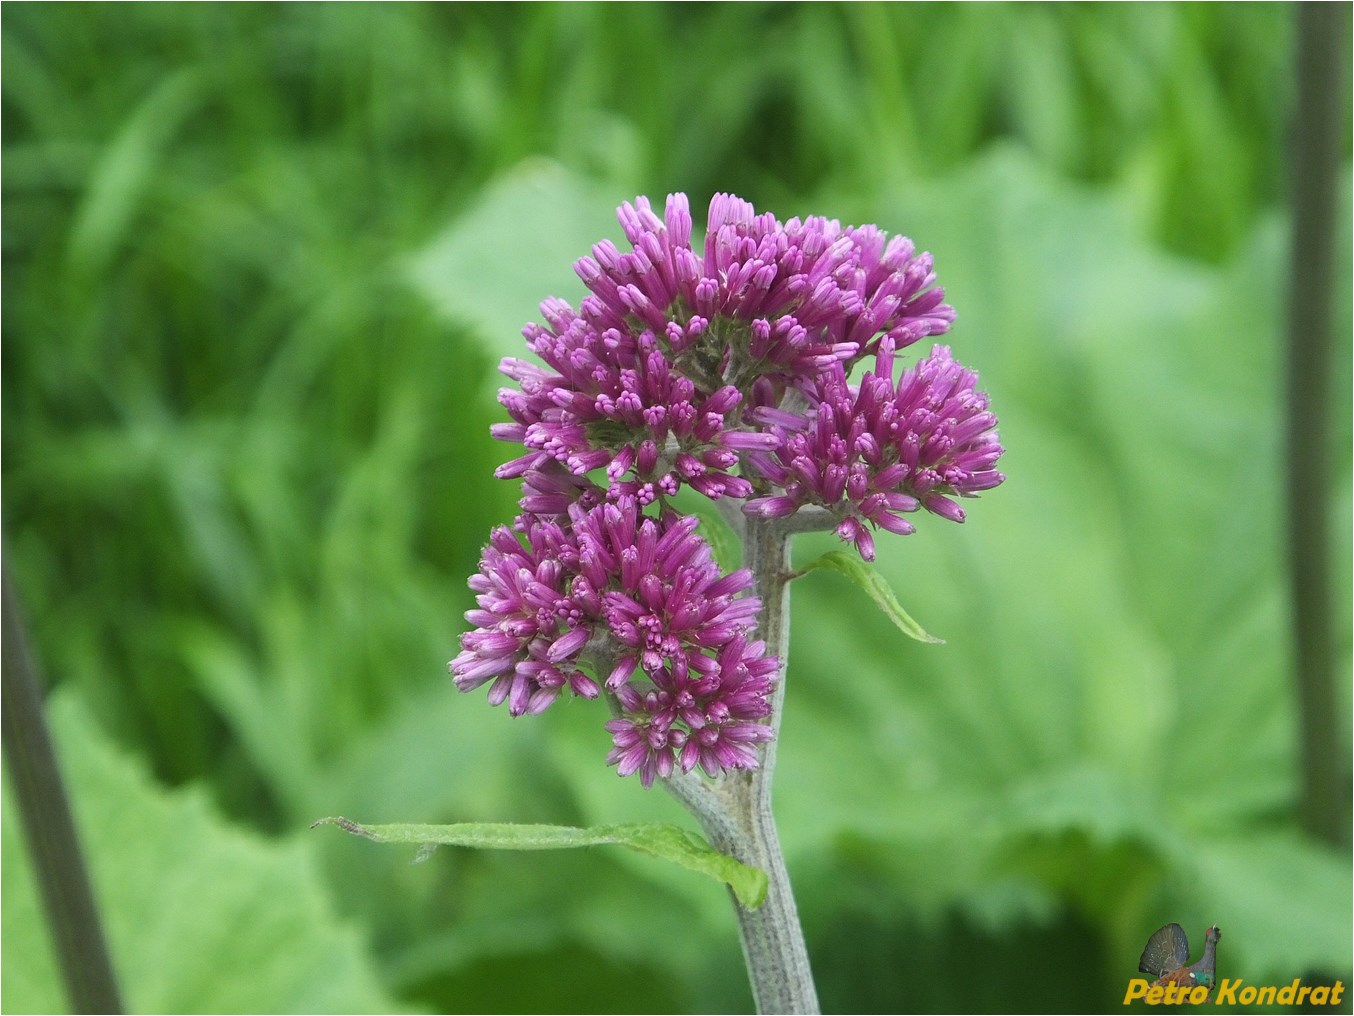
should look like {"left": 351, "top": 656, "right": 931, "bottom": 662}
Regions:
{"left": 314, "top": 817, "right": 769, "bottom": 909}
{"left": 795, "top": 550, "right": 943, "bottom": 644}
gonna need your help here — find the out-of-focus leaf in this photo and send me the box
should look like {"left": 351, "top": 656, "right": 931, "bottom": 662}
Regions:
{"left": 405, "top": 159, "right": 618, "bottom": 366}
{"left": 795, "top": 550, "right": 942, "bottom": 644}
{"left": 1, "top": 692, "right": 401, "bottom": 1015}
{"left": 315, "top": 816, "right": 768, "bottom": 910}
{"left": 1187, "top": 831, "right": 1353, "bottom": 981}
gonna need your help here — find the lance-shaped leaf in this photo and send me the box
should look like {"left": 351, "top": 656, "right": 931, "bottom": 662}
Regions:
{"left": 314, "top": 817, "right": 769, "bottom": 909}
{"left": 794, "top": 550, "right": 943, "bottom": 644}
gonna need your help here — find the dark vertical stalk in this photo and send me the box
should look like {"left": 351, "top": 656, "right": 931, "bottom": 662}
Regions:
{"left": 2, "top": 564, "right": 124, "bottom": 1013}
{"left": 1285, "top": 1, "right": 1351, "bottom": 846}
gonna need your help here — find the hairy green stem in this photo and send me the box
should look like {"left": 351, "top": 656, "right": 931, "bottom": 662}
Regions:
{"left": 665, "top": 517, "right": 820, "bottom": 1014}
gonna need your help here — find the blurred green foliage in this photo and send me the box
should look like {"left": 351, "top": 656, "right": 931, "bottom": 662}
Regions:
{"left": 2, "top": 4, "right": 1349, "bottom": 1014}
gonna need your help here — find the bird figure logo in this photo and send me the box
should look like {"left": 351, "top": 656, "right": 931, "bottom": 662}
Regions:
{"left": 1138, "top": 924, "right": 1222, "bottom": 995}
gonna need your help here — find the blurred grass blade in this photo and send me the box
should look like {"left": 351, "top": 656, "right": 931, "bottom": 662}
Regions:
{"left": 314, "top": 816, "right": 769, "bottom": 908}
{"left": 67, "top": 67, "right": 203, "bottom": 275}
{"left": 795, "top": 550, "right": 943, "bottom": 644}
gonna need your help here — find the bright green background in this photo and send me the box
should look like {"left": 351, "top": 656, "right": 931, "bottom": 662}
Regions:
{"left": 3, "top": 4, "right": 1350, "bottom": 1013}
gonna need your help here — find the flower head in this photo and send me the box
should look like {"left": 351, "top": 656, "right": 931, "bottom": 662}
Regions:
{"left": 450, "top": 519, "right": 599, "bottom": 717}
{"left": 744, "top": 342, "right": 1005, "bottom": 560}
{"left": 605, "top": 632, "right": 776, "bottom": 788}
{"left": 492, "top": 193, "right": 953, "bottom": 504}
{"left": 451, "top": 497, "right": 776, "bottom": 782}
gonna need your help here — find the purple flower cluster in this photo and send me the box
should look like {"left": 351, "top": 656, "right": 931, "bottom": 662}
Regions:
{"left": 744, "top": 340, "right": 1005, "bottom": 561}
{"left": 454, "top": 191, "right": 1005, "bottom": 786}
{"left": 451, "top": 497, "right": 775, "bottom": 786}
{"left": 493, "top": 193, "right": 956, "bottom": 505}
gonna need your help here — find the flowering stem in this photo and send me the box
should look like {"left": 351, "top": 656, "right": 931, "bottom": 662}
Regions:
{"left": 464, "top": 189, "right": 1002, "bottom": 1013}
{"left": 665, "top": 516, "right": 820, "bottom": 1014}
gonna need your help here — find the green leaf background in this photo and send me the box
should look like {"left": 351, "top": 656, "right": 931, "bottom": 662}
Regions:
{"left": 3, "top": 5, "right": 1349, "bottom": 1013}
{"left": 3, "top": 693, "right": 401, "bottom": 1014}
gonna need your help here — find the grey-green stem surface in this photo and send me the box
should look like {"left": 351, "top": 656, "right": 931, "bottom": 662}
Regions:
{"left": 664, "top": 516, "right": 821, "bottom": 1014}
